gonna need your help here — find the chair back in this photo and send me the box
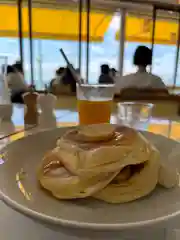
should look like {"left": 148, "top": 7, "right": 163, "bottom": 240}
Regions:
{"left": 114, "top": 88, "right": 180, "bottom": 119}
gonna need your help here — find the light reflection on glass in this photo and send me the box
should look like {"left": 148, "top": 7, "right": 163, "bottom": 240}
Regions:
{"left": 0, "top": 157, "right": 4, "bottom": 164}
{"left": 0, "top": 153, "right": 5, "bottom": 165}
{"left": 16, "top": 169, "right": 32, "bottom": 201}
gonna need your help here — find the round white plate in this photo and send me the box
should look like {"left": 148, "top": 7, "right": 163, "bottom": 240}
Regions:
{"left": 0, "top": 127, "right": 180, "bottom": 231}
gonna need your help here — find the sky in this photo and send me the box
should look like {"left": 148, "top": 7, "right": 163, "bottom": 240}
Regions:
{"left": 0, "top": 14, "right": 179, "bottom": 89}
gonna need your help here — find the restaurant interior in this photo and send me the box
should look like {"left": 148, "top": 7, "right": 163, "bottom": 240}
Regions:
{"left": 0, "top": 0, "right": 178, "bottom": 139}
{"left": 1, "top": 1, "right": 180, "bottom": 239}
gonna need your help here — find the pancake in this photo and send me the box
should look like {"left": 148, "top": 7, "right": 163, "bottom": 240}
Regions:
{"left": 56, "top": 126, "right": 152, "bottom": 177}
{"left": 78, "top": 123, "right": 116, "bottom": 142}
{"left": 38, "top": 148, "right": 118, "bottom": 199}
{"left": 94, "top": 145, "right": 160, "bottom": 203}
{"left": 38, "top": 124, "right": 178, "bottom": 203}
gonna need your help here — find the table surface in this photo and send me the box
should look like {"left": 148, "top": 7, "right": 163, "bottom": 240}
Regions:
{"left": 1, "top": 104, "right": 180, "bottom": 240}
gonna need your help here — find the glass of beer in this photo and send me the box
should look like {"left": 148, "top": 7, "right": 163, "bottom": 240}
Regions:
{"left": 77, "top": 84, "right": 115, "bottom": 125}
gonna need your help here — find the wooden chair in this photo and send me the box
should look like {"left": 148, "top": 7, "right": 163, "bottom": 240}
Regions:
{"left": 115, "top": 88, "right": 169, "bottom": 99}
{"left": 114, "top": 88, "right": 180, "bottom": 119}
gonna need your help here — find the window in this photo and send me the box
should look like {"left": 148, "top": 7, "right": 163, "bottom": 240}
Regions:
{"left": 84, "top": 13, "right": 120, "bottom": 84}
{"left": 123, "top": 11, "right": 179, "bottom": 89}
{"left": 124, "top": 42, "right": 151, "bottom": 75}
{"left": 151, "top": 10, "right": 178, "bottom": 87}
{"left": 0, "top": 5, "right": 20, "bottom": 74}
{"left": 29, "top": 8, "right": 119, "bottom": 88}
{"left": 123, "top": 14, "right": 152, "bottom": 75}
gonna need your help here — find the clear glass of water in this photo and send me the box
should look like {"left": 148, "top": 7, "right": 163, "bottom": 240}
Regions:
{"left": 116, "top": 102, "right": 153, "bottom": 130}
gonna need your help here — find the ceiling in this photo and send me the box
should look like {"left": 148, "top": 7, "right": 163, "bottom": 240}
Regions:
{"left": 1, "top": 0, "right": 180, "bottom": 20}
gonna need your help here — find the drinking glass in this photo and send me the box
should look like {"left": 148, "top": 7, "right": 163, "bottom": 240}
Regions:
{"left": 117, "top": 102, "right": 153, "bottom": 130}
{"left": 77, "top": 84, "right": 115, "bottom": 125}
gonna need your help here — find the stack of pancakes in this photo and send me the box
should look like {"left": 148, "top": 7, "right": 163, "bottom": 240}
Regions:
{"left": 38, "top": 124, "right": 178, "bottom": 203}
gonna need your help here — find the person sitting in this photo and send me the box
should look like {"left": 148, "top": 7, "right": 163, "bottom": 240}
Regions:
{"left": 98, "top": 64, "right": 114, "bottom": 84}
{"left": 61, "top": 67, "right": 76, "bottom": 93}
{"left": 116, "top": 46, "right": 167, "bottom": 92}
{"left": 49, "top": 67, "right": 65, "bottom": 93}
{"left": 54, "top": 67, "right": 65, "bottom": 85}
{"left": 49, "top": 66, "right": 76, "bottom": 95}
{"left": 6, "top": 65, "right": 28, "bottom": 103}
{"left": 13, "top": 61, "right": 24, "bottom": 75}
{"left": 111, "top": 68, "right": 117, "bottom": 78}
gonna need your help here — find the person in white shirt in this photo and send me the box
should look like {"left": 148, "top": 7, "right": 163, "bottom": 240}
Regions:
{"left": 116, "top": 46, "right": 167, "bottom": 92}
{"left": 6, "top": 65, "right": 28, "bottom": 103}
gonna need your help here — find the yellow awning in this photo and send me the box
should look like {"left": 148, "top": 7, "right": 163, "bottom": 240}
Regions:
{"left": 0, "top": 5, "right": 112, "bottom": 42}
{"left": 116, "top": 16, "right": 178, "bottom": 45}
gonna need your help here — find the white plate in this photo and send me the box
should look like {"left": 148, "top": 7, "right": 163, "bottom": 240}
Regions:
{"left": 0, "top": 127, "right": 180, "bottom": 231}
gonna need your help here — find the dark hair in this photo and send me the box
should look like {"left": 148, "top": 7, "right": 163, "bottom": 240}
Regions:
{"left": 61, "top": 67, "right": 76, "bottom": 93}
{"left": 111, "top": 68, "right": 117, "bottom": 77}
{"left": 133, "top": 46, "right": 152, "bottom": 67}
{"left": 101, "top": 64, "right": 110, "bottom": 74}
{"left": 111, "top": 68, "right": 117, "bottom": 72}
{"left": 56, "top": 67, "right": 65, "bottom": 75}
{"left": 7, "top": 65, "right": 15, "bottom": 74}
{"left": 13, "top": 61, "right": 24, "bottom": 74}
